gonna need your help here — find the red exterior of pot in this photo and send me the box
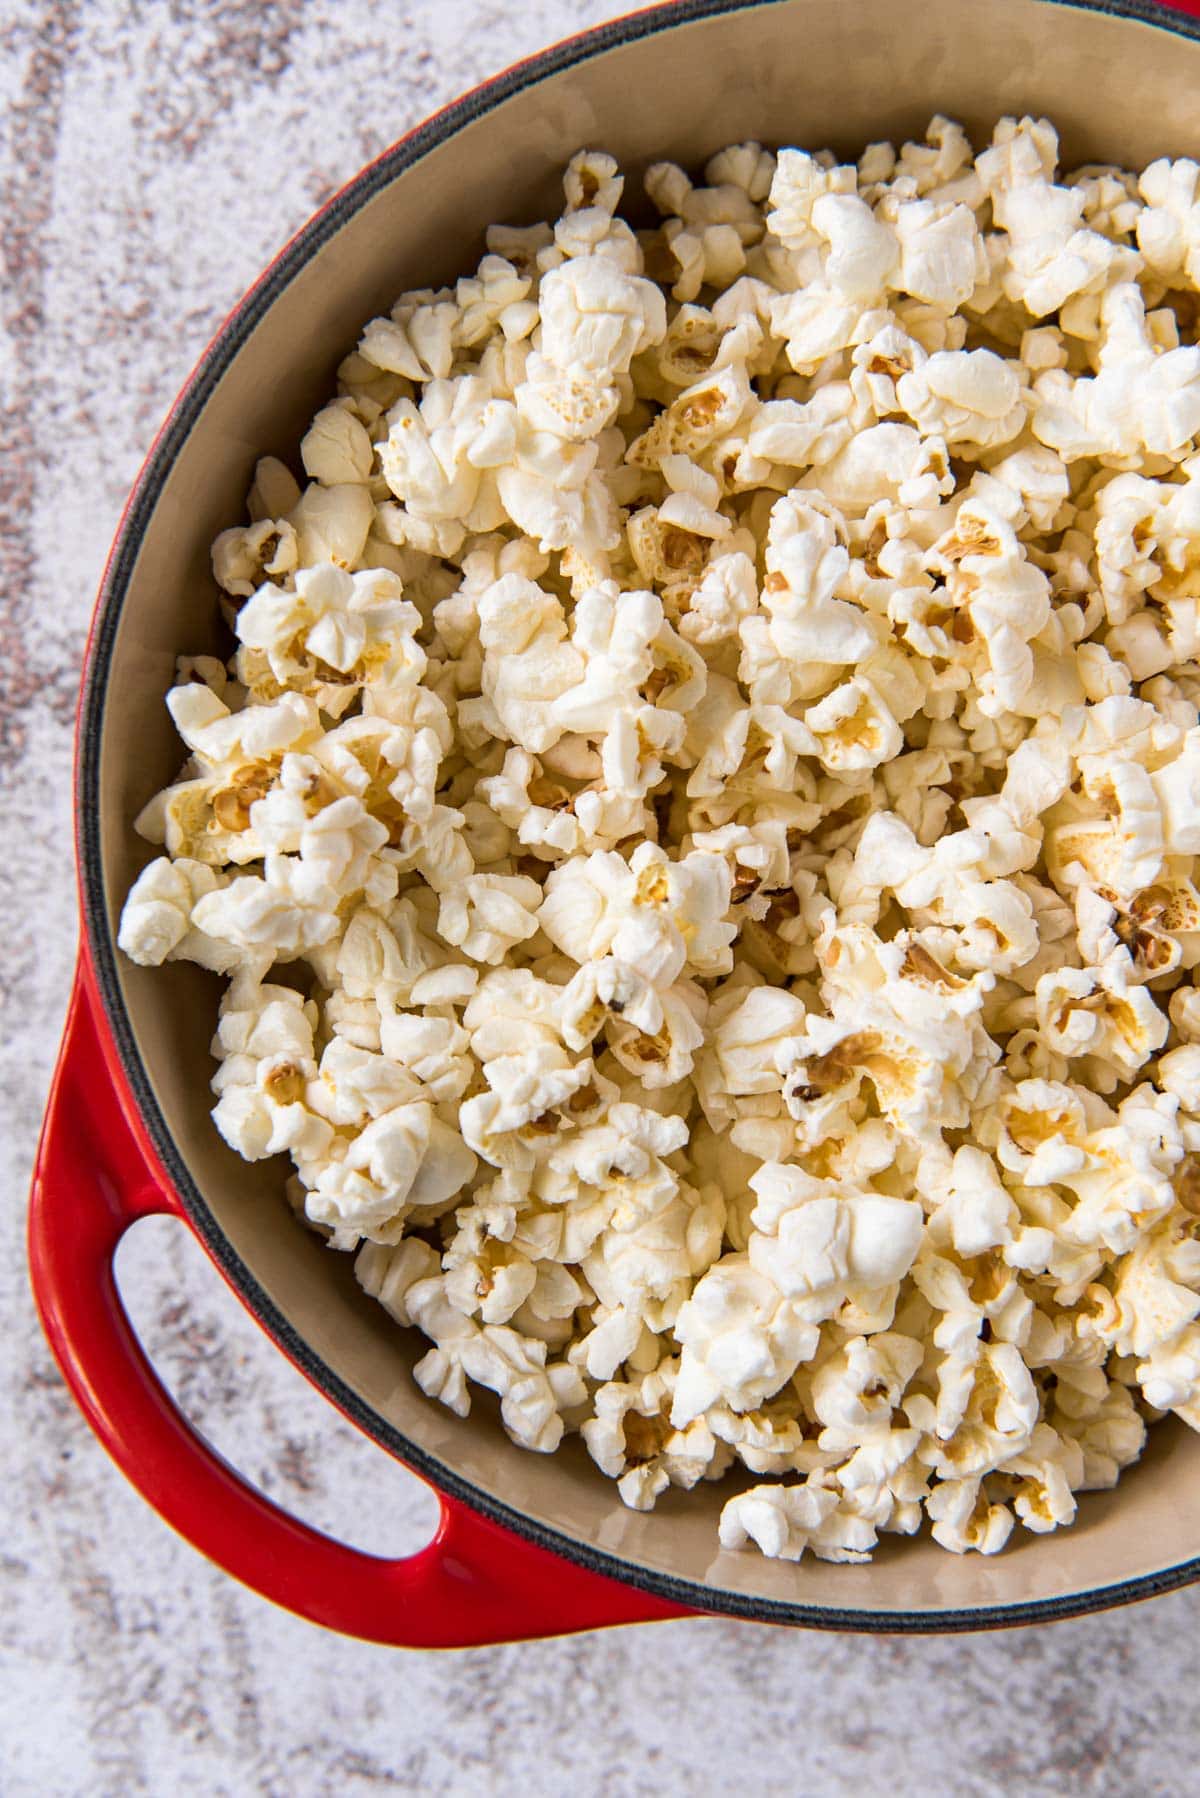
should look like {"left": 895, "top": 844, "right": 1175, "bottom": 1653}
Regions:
{"left": 28, "top": 0, "right": 1200, "bottom": 1645}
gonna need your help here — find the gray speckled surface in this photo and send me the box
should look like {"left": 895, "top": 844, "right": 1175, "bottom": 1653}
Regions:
{"left": 5, "top": 3, "right": 1200, "bottom": 1792}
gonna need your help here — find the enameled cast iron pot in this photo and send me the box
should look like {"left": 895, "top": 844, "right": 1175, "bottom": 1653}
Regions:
{"left": 30, "top": 0, "right": 1200, "bottom": 1646}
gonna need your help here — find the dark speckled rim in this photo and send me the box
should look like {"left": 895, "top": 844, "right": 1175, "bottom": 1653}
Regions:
{"left": 78, "top": 0, "right": 1200, "bottom": 1632}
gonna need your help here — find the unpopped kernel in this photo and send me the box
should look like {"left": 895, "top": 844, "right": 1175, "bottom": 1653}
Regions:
{"left": 121, "top": 120, "right": 1200, "bottom": 1564}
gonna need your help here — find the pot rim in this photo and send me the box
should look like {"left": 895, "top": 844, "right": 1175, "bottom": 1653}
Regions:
{"left": 76, "top": 0, "right": 1200, "bottom": 1630}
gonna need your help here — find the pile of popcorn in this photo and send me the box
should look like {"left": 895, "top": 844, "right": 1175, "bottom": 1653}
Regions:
{"left": 119, "top": 116, "right": 1200, "bottom": 1563}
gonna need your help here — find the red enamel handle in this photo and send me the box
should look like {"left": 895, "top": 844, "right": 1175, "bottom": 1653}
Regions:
{"left": 28, "top": 957, "right": 692, "bottom": 1645}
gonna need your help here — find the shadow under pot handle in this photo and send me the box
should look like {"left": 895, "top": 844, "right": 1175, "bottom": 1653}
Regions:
{"left": 28, "top": 957, "right": 693, "bottom": 1646}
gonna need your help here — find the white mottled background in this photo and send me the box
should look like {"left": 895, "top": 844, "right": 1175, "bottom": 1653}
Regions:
{"left": 5, "top": 2, "right": 1200, "bottom": 1792}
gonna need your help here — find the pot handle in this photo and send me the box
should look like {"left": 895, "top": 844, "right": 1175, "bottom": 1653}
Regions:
{"left": 28, "top": 960, "right": 692, "bottom": 1646}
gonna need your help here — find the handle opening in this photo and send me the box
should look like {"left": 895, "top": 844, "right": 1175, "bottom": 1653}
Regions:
{"left": 115, "top": 1212, "right": 442, "bottom": 1561}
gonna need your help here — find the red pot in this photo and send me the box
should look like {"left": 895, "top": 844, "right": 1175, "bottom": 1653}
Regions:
{"left": 30, "top": 0, "right": 1200, "bottom": 1645}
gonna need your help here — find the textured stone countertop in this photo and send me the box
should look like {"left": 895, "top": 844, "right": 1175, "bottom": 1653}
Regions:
{"left": 6, "top": 4, "right": 1200, "bottom": 1793}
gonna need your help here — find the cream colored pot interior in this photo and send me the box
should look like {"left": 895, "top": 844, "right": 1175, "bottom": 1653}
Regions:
{"left": 97, "top": 0, "right": 1200, "bottom": 1619}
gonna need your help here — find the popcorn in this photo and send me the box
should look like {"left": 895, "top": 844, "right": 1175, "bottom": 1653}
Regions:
{"left": 918, "top": 1338, "right": 1040, "bottom": 1480}
{"left": 190, "top": 855, "right": 345, "bottom": 958}
{"left": 537, "top": 255, "right": 667, "bottom": 381}
{"left": 895, "top": 349, "right": 1026, "bottom": 450}
{"left": 306, "top": 1100, "right": 476, "bottom": 1246}
{"left": 212, "top": 516, "right": 299, "bottom": 598}
{"left": 209, "top": 973, "right": 328, "bottom": 1163}
{"left": 737, "top": 493, "right": 877, "bottom": 708}
{"left": 538, "top": 843, "right": 735, "bottom": 985}
{"left": 476, "top": 750, "right": 579, "bottom": 857}
{"left": 584, "top": 1363, "right": 729, "bottom": 1509}
{"left": 802, "top": 422, "right": 952, "bottom": 517}
{"left": 695, "top": 981, "right": 808, "bottom": 1129}
{"left": 470, "top": 573, "right": 584, "bottom": 753}
{"left": 925, "top": 1476, "right": 1014, "bottom": 1555}
{"left": 550, "top": 582, "right": 706, "bottom": 794}
{"left": 406, "top": 1272, "right": 586, "bottom": 1451}
{"left": 931, "top": 1144, "right": 1019, "bottom": 1258}
{"left": 1033, "top": 283, "right": 1200, "bottom": 462}
{"left": 437, "top": 872, "right": 542, "bottom": 965}
{"left": 1035, "top": 956, "right": 1169, "bottom": 1082}
{"left": 164, "top": 685, "right": 321, "bottom": 771}
{"left": 581, "top": 1169, "right": 724, "bottom": 1355}
{"left": 606, "top": 977, "right": 707, "bottom": 1089}
{"left": 805, "top": 676, "right": 903, "bottom": 774}
{"left": 746, "top": 1163, "right": 924, "bottom": 1319}
{"left": 307, "top": 1035, "right": 426, "bottom": 1128}
{"left": 811, "top": 1331, "right": 923, "bottom": 1439}
{"left": 890, "top": 199, "right": 981, "bottom": 310}
{"left": 925, "top": 496, "right": 1052, "bottom": 718}
{"left": 378, "top": 378, "right": 504, "bottom": 552}
{"left": 356, "top": 1237, "right": 441, "bottom": 1326}
{"left": 994, "top": 1422, "right": 1084, "bottom": 1534}
{"left": 626, "top": 362, "right": 754, "bottom": 466}
{"left": 118, "top": 856, "right": 245, "bottom": 974}
{"left": 236, "top": 562, "right": 424, "bottom": 713}
{"left": 1138, "top": 158, "right": 1200, "bottom": 288}
{"left": 718, "top": 1471, "right": 882, "bottom": 1562}
{"left": 979, "top": 116, "right": 1139, "bottom": 319}
{"left": 121, "top": 117, "right": 1200, "bottom": 1570}
{"left": 288, "top": 481, "right": 374, "bottom": 571}
{"left": 458, "top": 969, "right": 595, "bottom": 1170}
{"left": 671, "top": 1252, "right": 822, "bottom": 1425}
{"left": 301, "top": 402, "right": 376, "bottom": 486}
